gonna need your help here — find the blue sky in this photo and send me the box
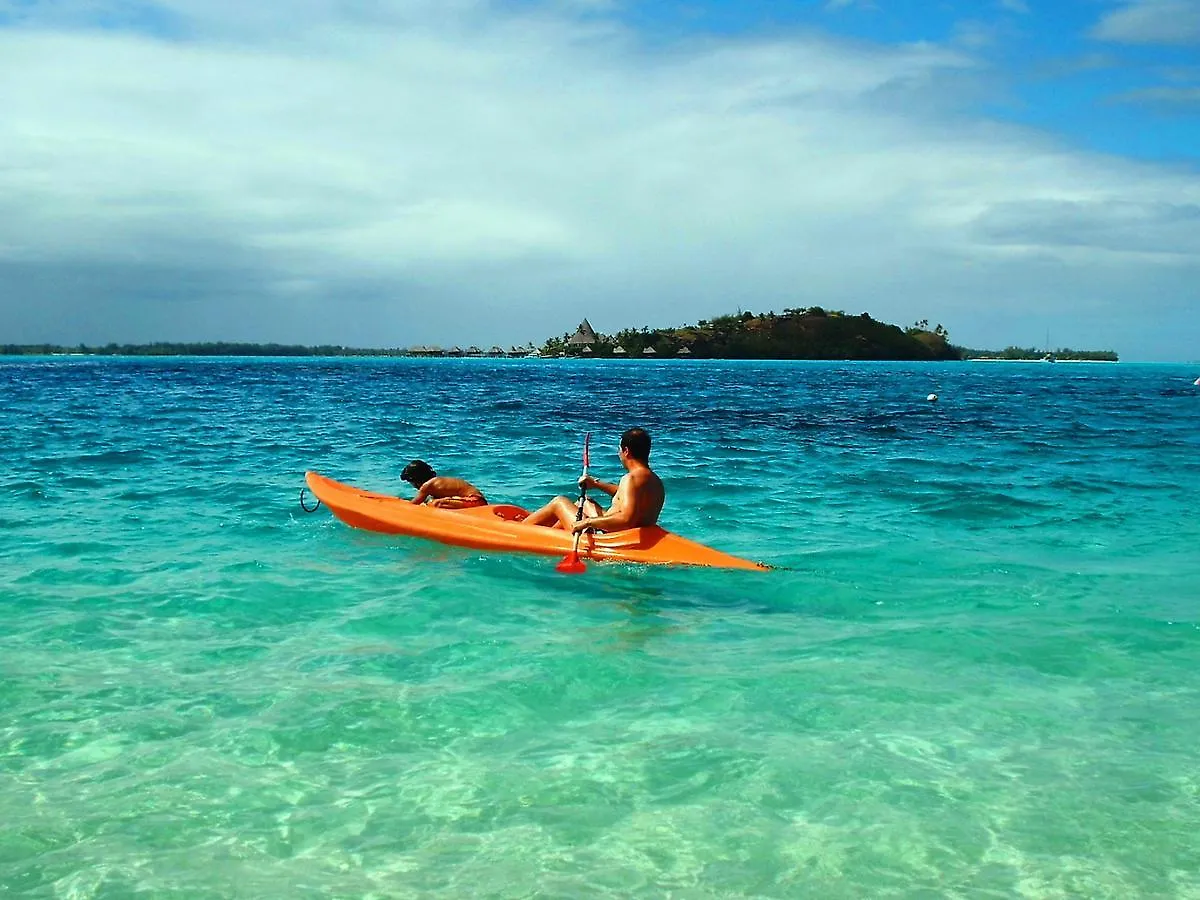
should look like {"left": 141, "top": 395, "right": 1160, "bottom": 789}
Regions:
{"left": 611, "top": 0, "right": 1200, "bottom": 162}
{"left": 0, "top": 0, "right": 1197, "bottom": 359}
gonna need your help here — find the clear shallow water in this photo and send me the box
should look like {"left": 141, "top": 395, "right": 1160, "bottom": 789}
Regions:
{"left": 2, "top": 357, "right": 1199, "bottom": 898}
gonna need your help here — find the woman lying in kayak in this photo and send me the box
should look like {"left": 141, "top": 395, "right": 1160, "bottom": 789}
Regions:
{"left": 401, "top": 459, "right": 488, "bottom": 509}
{"left": 525, "top": 428, "right": 665, "bottom": 533}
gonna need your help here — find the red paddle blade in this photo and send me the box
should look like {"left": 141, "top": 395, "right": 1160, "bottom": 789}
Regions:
{"left": 556, "top": 554, "right": 587, "bottom": 574}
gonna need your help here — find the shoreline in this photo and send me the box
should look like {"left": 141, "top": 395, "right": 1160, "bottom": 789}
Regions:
{"left": 966, "top": 357, "right": 1119, "bottom": 364}
{"left": 5, "top": 354, "right": 1128, "bottom": 365}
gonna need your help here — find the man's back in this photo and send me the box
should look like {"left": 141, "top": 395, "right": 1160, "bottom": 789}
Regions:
{"left": 613, "top": 465, "right": 665, "bottom": 528}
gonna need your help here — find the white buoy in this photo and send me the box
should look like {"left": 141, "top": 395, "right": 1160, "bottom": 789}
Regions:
{"left": 927, "top": 393, "right": 938, "bottom": 402}
{"left": 1194, "top": 377, "right": 1200, "bottom": 386}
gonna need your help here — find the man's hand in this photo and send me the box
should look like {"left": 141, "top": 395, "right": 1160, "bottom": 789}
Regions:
{"left": 571, "top": 518, "right": 593, "bottom": 534}
{"left": 577, "top": 474, "right": 592, "bottom": 491}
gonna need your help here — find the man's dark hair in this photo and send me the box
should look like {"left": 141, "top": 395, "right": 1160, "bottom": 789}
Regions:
{"left": 401, "top": 459, "right": 437, "bottom": 488}
{"left": 620, "top": 427, "right": 651, "bottom": 462}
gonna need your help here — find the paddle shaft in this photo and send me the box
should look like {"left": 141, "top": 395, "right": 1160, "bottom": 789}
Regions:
{"left": 570, "top": 432, "right": 591, "bottom": 547}
{"left": 575, "top": 434, "right": 590, "bottom": 520}
{"left": 558, "top": 432, "right": 591, "bottom": 572}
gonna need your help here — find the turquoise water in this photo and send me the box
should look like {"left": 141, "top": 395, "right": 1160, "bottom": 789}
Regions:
{"left": 3, "top": 357, "right": 1199, "bottom": 898}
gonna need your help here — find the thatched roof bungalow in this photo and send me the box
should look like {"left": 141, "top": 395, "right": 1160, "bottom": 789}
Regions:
{"left": 567, "top": 319, "right": 600, "bottom": 346}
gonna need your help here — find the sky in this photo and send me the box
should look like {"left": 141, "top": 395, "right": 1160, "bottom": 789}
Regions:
{"left": 0, "top": 0, "right": 1197, "bottom": 360}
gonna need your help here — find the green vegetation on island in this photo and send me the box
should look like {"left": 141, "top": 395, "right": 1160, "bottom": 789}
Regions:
{"left": 542, "top": 309, "right": 961, "bottom": 360}
{"left": 961, "top": 346, "right": 1118, "bottom": 362}
{"left": 0, "top": 341, "right": 543, "bottom": 358}
{"left": 0, "top": 341, "right": 410, "bottom": 357}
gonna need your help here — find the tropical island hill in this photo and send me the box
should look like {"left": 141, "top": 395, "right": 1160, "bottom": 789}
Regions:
{"left": 541, "top": 310, "right": 1117, "bottom": 362}
{"left": 3, "top": 308, "right": 1117, "bottom": 361}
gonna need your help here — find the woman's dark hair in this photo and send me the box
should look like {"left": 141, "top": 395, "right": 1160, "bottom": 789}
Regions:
{"left": 401, "top": 459, "right": 437, "bottom": 488}
{"left": 620, "top": 428, "right": 651, "bottom": 462}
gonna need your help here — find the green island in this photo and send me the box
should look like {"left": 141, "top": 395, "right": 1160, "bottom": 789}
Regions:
{"left": 541, "top": 310, "right": 1118, "bottom": 361}
{"left": 2, "top": 309, "right": 1117, "bottom": 361}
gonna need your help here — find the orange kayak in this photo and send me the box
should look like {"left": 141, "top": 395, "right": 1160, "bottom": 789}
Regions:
{"left": 305, "top": 471, "right": 769, "bottom": 571}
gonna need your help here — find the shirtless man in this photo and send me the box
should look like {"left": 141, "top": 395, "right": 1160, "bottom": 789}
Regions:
{"left": 401, "top": 460, "right": 488, "bottom": 509}
{"left": 525, "top": 428, "right": 665, "bottom": 533}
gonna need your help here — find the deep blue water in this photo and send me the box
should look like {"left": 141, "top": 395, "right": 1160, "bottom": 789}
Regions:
{"left": 2, "top": 357, "right": 1199, "bottom": 897}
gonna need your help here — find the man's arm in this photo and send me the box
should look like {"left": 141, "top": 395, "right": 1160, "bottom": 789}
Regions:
{"left": 579, "top": 474, "right": 618, "bottom": 497}
{"left": 574, "top": 475, "right": 641, "bottom": 532}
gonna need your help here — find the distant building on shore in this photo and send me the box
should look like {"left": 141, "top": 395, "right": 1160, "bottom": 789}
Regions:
{"left": 567, "top": 319, "right": 600, "bottom": 348}
{"left": 405, "top": 343, "right": 537, "bottom": 358}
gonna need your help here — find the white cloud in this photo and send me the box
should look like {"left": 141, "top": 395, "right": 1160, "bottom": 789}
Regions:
{"left": 824, "top": 0, "right": 878, "bottom": 12}
{"left": 1110, "top": 85, "right": 1200, "bottom": 106}
{"left": 1091, "top": 0, "right": 1200, "bottom": 46}
{"left": 0, "top": 1, "right": 1197, "bottom": 359}
{"left": 972, "top": 199, "right": 1200, "bottom": 254}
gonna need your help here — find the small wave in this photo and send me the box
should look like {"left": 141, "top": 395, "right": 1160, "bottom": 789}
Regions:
{"left": 914, "top": 489, "right": 1050, "bottom": 521}
{"left": 45, "top": 540, "right": 121, "bottom": 557}
{"left": 1046, "top": 475, "right": 1118, "bottom": 496}
{"left": 117, "top": 485, "right": 200, "bottom": 503}
{"left": 6, "top": 479, "right": 47, "bottom": 499}
{"left": 73, "top": 449, "right": 148, "bottom": 466}
{"left": 118, "top": 489, "right": 162, "bottom": 502}
{"left": 59, "top": 475, "right": 104, "bottom": 489}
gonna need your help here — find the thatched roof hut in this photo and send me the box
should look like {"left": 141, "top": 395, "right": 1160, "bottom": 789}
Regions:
{"left": 567, "top": 319, "right": 600, "bottom": 346}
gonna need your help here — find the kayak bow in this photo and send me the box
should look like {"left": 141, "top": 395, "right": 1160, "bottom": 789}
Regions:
{"left": 305, "top": 471, "right": 769, "bottom": 571}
